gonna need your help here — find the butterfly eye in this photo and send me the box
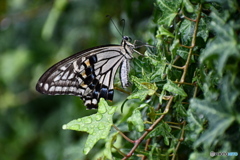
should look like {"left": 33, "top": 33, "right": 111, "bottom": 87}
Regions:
{"left": 123, "top": 36, "right": 132, "bottom": 42}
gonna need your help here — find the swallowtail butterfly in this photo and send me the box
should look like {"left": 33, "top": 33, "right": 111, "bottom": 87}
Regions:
{"left": 36, "top": 36, "right": 144, "bottom": 109}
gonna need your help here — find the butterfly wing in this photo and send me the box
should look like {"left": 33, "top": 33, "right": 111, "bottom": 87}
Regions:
{"left": 36, "top": 45, "right": 126, "bottom": 109}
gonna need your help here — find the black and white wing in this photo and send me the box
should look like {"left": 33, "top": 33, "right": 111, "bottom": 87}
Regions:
{"left": 36, "top": 43, "right": 132, "bottom": 109}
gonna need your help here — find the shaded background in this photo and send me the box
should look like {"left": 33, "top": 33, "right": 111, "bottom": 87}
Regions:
{"left": 0, "top": 0, "right": 154, "bottom": 159}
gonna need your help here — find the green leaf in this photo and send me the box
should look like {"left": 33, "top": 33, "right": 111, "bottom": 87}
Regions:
{"left": 197, "top": 15, "right": 210, "bottom": 42}
{"left": 103, "top": 132, "right": 119, "bottom": 159}
{"left": 156, "top": 26, "right": 174, "bottom": 38}
{"left": 149, "top": 143, "right": 158, "bottom": 160}
{"left": 147, "top": 55, "right": 161, "bottom": 66}
{"left": 148, "top": 106, "right": 157, "bottom": 122}
{"left": 170, "top": 39, "right": 180, "bottom": 60}
{"left": 146, "top": 122, "right": 172, "bottom": 145}
{"left": 200, "top": 9, "right": 240, "bottom": 75}
{"left": 176, "top": 47, "right": 189, "bottom": 60}
{"left": 179, "top": 19, "right": 194, "bottom": 44}
{"left": 186, "top": 108, "right": 206, "bottom": 142}
{"left": 148, "top": 56, "right": 167, "bottom": 81}
{"left": 62, "top": 98, "right": 117, "bottom": 154}
{"left": 157, "top": 0, "right": 182, "bottom": 26}
{"left": 173, "top": 101, "right": 187, "bottom": 120}
{"left": 159, "top": 89, "right": 165, "bottom": 104}
{"left": 190, "top": 98, "right": 235, "bottom": 148}
{"left": 179, "top": 14, "right": 209, "bottom": 43}
{"left": 163, "top": 79, "right": 187, "bottom": 97}
{"left": 151, "top": 66, "right": 167, "bottom": 81}
{"left": 189, "top": 74, "right": 239, "bottom": 149}
{"left": 127, "top": 109, "right": 144, "bottom": 132}
{"left": 127, "top": 89, "right": 149, "bottom": 101}
{"left": 183, "top": 0, "right": 194, "bottom": 13}
{"left": 128, "top": 76, "right": 158, "bottom": 101}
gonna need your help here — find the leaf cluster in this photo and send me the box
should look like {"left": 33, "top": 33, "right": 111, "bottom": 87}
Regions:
{"left": 64, "top": 0, "right": 240, "bottom": 159}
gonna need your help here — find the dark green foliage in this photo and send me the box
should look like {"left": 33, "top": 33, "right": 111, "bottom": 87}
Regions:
{"left": 1, "top": 0, "right": 239, "bottom": 160}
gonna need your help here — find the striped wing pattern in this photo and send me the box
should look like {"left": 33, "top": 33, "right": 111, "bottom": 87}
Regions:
{"left": 36, "top": 39, "right": 134, "bottom": 109}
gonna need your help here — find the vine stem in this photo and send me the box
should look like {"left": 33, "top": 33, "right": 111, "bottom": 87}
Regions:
{"left": 173, "top": 4, "right": 202, "bottom": 159}
{"left": 142, "top": 138, "right": 151, "bottom": 160}
{"left": 171, "top": 121, "right": 186, "bottom": 160}
{"left": 112, "top": 125, "right": 135, "bottom": 143}
{"left": 121, "top": 96, "right": 173, "bottom": 160}
{"left": 180, "top": 4, "right": 202, "bottom": 83}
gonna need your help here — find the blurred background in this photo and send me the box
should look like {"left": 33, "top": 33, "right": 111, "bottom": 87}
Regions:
{"left": 0, "top": 0, "right": 154, "bottom": 159}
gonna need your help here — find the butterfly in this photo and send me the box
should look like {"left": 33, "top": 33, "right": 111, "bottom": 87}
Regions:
{"left": 36, "top": 36, "right": 145, "bottom": 109}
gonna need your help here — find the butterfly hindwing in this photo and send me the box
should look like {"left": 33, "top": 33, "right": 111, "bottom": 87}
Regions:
{"left": 36, "top": 45, "right": 128, "bottom": 109}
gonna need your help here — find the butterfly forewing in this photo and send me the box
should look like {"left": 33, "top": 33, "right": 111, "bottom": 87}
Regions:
{"left": 36, "top": 40, "right": 134, "bottom": 109}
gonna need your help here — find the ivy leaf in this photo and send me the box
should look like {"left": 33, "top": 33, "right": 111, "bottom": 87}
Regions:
{"left": 62, "top": 98, "right": 117, "bottom": 154}
{"left": 200, "top": 9, "right": 240, "bottom": 75}
{"left": 146, "top": 122, "right": 172, "bottom": 146}
{"left": 127, "top": 109, "right": 144, "bottom": 132}
{"left": 127, "top": 89, "right": 149, "bottom": 101}
{"left": 186, "top": 108, "right": 206, "bottom": 143}
{"left": 156, "top": 0, "right": 182, "bottom": 26}
{"left": 190, "top": 76, "right": 238, "bottom": 148}
{"left": 183, "top": 0, "right": 194, "bottom": 13}
{"left": 179, "top": 15, "right": 209, "bottom": 44}
{"left": 190, "top": 98, "right": 235, "bottom": 148}
{"left": 173, "top": 101, "right": 187, "bottom": 120}
{"left": 170, "top": 39, "right": 180, "bottom": 60}
{"left": 179, "top": 19, "right": 194, "bottom": 44}
{"left": 150, "top": 57, "right": 167, "bottom": 81}
{"left": 148, "top": 106, "right": 158, "bottom": 122}
{"left": 176, "top": 47, "right": 189, "bottom": 60}
{"left": 103, "top": 132, "right": 119, "bottom": 159}
{"left": 149, "top": 143, "right": 158, "bottom": 160}
{"left": 163, "top": 79, "right": 187, "bottom": 97}
{"left": 156, "top": 26, "right": 174, "bottom": 38}
{"left": 130, "top": 76, "right": 149, "bottom": 90}
{"left": 128, "top": 76, "right": 158, "bottom": 101}
{"left": 197, "top": 15, "right": 210, "bottom": 42}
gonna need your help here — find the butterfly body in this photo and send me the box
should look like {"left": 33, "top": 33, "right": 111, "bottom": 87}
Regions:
{"left": 36, "top": 36, "right": 138, "bottom": 109}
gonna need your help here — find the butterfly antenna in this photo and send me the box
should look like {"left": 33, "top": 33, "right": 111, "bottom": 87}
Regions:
{"left": 106, "top": 15, "right": 123, "bottom": 37}
{"left": 120, "top": 19, "right": 125, "bottom": 37}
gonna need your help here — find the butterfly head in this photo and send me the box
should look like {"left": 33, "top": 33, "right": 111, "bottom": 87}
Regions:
{"left": 123, "top": 36, "right": 132, "bottom": 42}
